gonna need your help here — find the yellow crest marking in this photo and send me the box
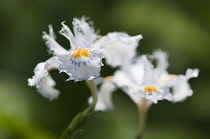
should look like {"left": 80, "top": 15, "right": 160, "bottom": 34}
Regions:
{"left": 144, "top": 86, "right": 157, "bottom": 93}
{"left": 72, "top": 48, "right": 90, "bottom": 59}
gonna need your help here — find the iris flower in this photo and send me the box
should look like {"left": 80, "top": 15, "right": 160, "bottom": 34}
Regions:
{"left": 28, "top": 17, "right": 103, "bottom": 100}
{"left": 94, "top": 50, "right": 199, "bottom": 110}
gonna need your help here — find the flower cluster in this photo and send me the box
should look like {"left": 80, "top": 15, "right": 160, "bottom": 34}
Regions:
{"left": 28, "top": 17, "right": 142, "bottom": 101}
{"left": 28, "top": 17, "right": 199, "bottom": 139}
{"left": 28, "top": 16, "right": 198, "bottom": 108}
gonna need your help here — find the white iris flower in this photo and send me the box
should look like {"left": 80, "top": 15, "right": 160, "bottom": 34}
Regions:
{"left": 93, "top": 50, "right": 199, "bottom": 109}
{"left": 112, "top": 50, "right": 172, "bottom": 104}
{"left": 28, "top": 17, "right": 103, "bottom": 100}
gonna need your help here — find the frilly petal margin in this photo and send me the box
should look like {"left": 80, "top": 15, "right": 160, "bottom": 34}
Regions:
{"left": 59, "top": 17, "right": 99, "bottom": 51}
{"left": 172, "top": 68, "right": 199, "bottom": 102}
{"left": 96, "top": 32, "right": 142, "bottom": 67}
{"left": 59, "top": 21, "right": 77, "bottom": 50}
{"left": 37, "top": 74, "right": 60, "bottom": 101}
{"left": 43, "top": 25, "right": 67, "bottom": 55}
{"left": 58, "top": 44, "right": 104, "bottom": 82}
{"left": 28, "top": 57, "right": 61, "bottom": 100}
{"left": 73, "top": 17, "right": 99, "bottom": 47}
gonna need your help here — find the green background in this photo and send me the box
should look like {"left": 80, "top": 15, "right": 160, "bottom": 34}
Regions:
{"left": 0, "top": 0, "right": 209, "bottom": 138}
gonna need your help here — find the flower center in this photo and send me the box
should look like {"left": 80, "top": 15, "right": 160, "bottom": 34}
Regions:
{"left": 72, "top": 48, "right": 90, "bottom": 59}
{"left": 144, "top": 86, "right": 157, "bottom": 93}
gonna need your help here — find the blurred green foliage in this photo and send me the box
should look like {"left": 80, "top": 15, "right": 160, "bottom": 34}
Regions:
{"left": 0, "top": 0, "right": 209, "bottom": 139}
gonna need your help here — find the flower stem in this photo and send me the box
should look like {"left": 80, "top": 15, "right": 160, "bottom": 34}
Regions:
{"left": 59, "top": 79, "right": 98, "bottom": 139}
{"left": 83, "top": 80, "right": 98, "bottom": 115}
{"left": 135, "top": 99, "right": 151, "bottom": 139}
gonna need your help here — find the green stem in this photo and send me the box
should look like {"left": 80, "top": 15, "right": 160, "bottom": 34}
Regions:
{"left": 59, "top": 79, "right": 98, "bottom": 139}
{"left": 135, "top": 99, "right": 151, "bottom": 139}
{"left": 83, "top": 80, "right": 98, "bottom": 115}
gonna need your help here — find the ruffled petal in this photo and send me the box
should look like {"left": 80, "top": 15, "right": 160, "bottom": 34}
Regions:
{"left": 144, "top": 93, "right": 161, "bottom": 104}
{"left": 185, "top": 68, "right": 199, "bottom": 79}
{"left": 97, "top": 32, "right": 142, "bottom": 67}
{"left": 140, "top": 55, "right": 154, "bottom": 85}
{"left": 43, "top": 25, "right": 67, "bottom": 55}
{"left": 140, "top": 51, "right": 169, "bottom": 85}
{"left": 152, "top": 50, "right": 169, "bottom": 81}
{"left": 37, "top": 74, "right": 60, "bottom": 101}
{"left": 59, "top": 22, "right": 77, "bottom": 50}
{"left": 172, "top": 69, "right": 199, "bottom": 102}
{"left": 28, "top": 62, "right": 47, "bottom": 87}
{"left": 28, "top": 57, "right": 61, "bottom": 100}
{"left": 58, "top": 44, "right": 103, "bottom": 82}
{"left": 73, "top": 17, "right": 99, "bottom": 47}
{"left": 59, "top": 17, "right": 99, "bottom": 51}
{"left": 172, "top": 79, "right": 193, "bottom": 102}
{"left": 140, "top": 87, "right": 171, "bottom": 103}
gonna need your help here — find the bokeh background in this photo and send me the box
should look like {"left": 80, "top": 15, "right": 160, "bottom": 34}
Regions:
{"left": 0, "top": 0, "right": 209, "bottom": 139}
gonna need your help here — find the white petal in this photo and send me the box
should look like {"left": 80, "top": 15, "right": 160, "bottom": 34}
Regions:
{"left": 113, "top": 70, "right": 134, "bottom": 87}
{"left": 172, "top": 77, "right": 193, "bottom": 102}
{"left": 43, "top": 25, "right": 67, "bottom": 55}
{"left": 172, "top": 68, "right": 199, "bottom": 102}
{"left": 90, "top": 81, "right": 116, "bottom": 111}
{"left": 145, "top": 93, "right": 159, "bottom": 104}
{"left": 45, "top": 56, "right": 61, "bottom": 70}
{"left": 28, "top": 57, "right": 61, "bottom": 100}
{"left": 158, "top": 74, "right": 178, "bottom": 87}
{"left": 73, "top": 17, "right": 99, "bottom": 47}
{"left": 28, "top": 62, "right": 47, "bottom": 87}
{"left": 185, "top": 68, "right": 199, "bottom": 79}
{"left": 152, "top": 50, "right": 168, "bottom": 81}
{"left": 139, "top": 51, "right": 169, "bottom": 85}
{"left": 59, "top": 21, "right": 77, "bottom": 50}
{"left": 59, "top": 18, "right": 99, "bottom": 51}
{"left": 123, "top": 57, "right": 144, "bottom": 85}
{"left": 113, "top": 71, "right": 143, "bottom": 105}
{"left": 124, "top": 87, "right": 143, "bottom": 105}
{"left": 153, "top": 50, "right": 168, "bottom": 73}
{"left": 163, "top": 92, "right": 173, "bottom": 101}
{"left": 98, "top": 32, "right": 142, "bottom": 67}
{"left": 145, "top": 90, "right": 170, "bottom": 103}
{"left": 140, "top": 55, "right": 155, "bottom": 84}
{"left": 58, "top": 45, "right": 103, "bottom": 82}
{"left": 38, "top": 74, "right": 60, "bottom": 101}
